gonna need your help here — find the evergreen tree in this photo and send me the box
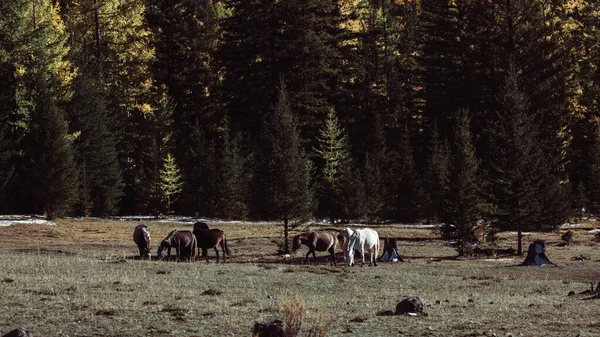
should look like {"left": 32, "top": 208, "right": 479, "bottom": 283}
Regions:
{"left": 423, "top": 121, "right": 450, "bottom": 223}
{"left": 362, "top": 113, "right": 389, "bottom": 221}
{"left": 63, "top": 0, "right": 155, "bottom": 214}
{"left": 417, "top": 0, "right": 475, "bottom": 136}
{"left": 314, "top": 108, "right": 363, "bottom": 222}
{"left": 262, "top": 79, "right": 314, "bottom": 253}
{"left": 146, "top": 94, "right": 176, "bottom": 214}
{"left": 69, "top": 61, "right": 123, "bottom": 216}
{"left": 217, "top": 119, "right": 248, "bottom": 220}
{"left": 29, "top": 86, "right": 79, "bottom": 219}
{"left": 16, "top": 0, "right": 79, "bottom": 218}
{"left": 147, "top": 0, "right": 221, "bottom": 215}
{"left": 444, "top": 109, "right": 480, "bottom": 252}
{"left": 488, "top": 63, "right": 568, "bottom": 255}
{"left": 159, "top": 153, "right": 183, "bottom": 214}
{"left": 389, "top": 122, "right": 425, "bottom": 222}
{"left": 585, "top": 126, "right": 600, "bottom": 214}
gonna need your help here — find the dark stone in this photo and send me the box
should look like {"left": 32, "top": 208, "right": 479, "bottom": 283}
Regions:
{"left": 395, "top": 296, "right": 424, "bottom": 315}
{"left": 252, "top": 320, "right": 286, "bottom": 337}
{"left": 3, "top": 328, "right": 32, "bottom": 337}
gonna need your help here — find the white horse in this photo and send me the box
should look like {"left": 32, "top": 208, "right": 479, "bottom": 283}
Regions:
{"left": 346, "top": 228, "right": 380, "bottom": 266}
{"left": 337, "top": 228, "right": 355, "bottom": 262}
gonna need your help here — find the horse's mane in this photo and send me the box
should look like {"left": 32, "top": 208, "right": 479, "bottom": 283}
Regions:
{"left": 164, "top": 229, "right": 178, "bottom": 241}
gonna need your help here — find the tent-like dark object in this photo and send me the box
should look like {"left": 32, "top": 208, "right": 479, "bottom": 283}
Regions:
{"left": 521, "top": 240, "right": 553, "bottom": 266}
{"left": 379, "top": 237, "right": 403, "bottom": 262}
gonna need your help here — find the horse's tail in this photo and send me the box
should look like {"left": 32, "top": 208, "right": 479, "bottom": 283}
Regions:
{"left": 222, "top": 234, "right": 231, "bottom": 256}
{"left": 190, "top": 234, "right": 197, "bottom": 262}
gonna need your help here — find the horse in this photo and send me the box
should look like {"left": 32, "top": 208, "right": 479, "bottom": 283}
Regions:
{"left": 193, "top": 222, "right": 210, "bottom": 258}
{"left": 133, "top": 224, "right": 151, "bottom": 260}
{"left": 291, "top": 231, "right": 337, "bottom": 266}
{"left": 337, "top": 228, "right": 354, "bottom": 261}
{"left": 192, "top": 228, "right": 230, "bottom": 263}
{"left": 157, "top": 230, "right": 197, "bottom": 262}
{"left": 346, "top": 228, "right": 380, "bottom": 267}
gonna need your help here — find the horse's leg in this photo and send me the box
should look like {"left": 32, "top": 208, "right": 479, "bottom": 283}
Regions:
{"left": 361, "top": 246, "right": 366, "bottom": 267}
{"left": 215, "top": 246, "right": 220, "bottom": 263}
{"left": 312, "top": 249, "right": 318, "bottom": 265}
{"left": 138, "top": 246, "right": 144, "bottom": 258}
{"left": 304, "top": 250, "right": 311, "bottom": 265}
{"left": 328, "top": 247, "right": 337, "bottom": 266}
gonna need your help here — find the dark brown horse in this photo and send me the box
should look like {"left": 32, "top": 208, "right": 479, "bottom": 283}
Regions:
{"left": 157, "top": 230, "right": 197, "bottom": 262}
{"left": 133, "top": 224, "right": 151, "bottom": 260}
{"left": 291, "top": 231, "right": 337, "bottom": 266}
{"left": 192, "top": 228, "right": 230, "bottom": 263}
{"left": 193, "top": 222, "right": 210, "bottom": 258}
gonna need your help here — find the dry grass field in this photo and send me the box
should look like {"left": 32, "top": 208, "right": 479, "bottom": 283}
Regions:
{"left": 2, "top": 218, "right": 600, "bottom": 337}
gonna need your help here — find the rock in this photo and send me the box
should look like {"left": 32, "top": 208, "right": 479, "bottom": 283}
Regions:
{"left": 252, "top": 320, "right": 286, "bottom": 337}
{"left": 2, "top": 328, "right": 32, "bottom": 337}
{"left": 395, "top": 296, "right": 424, "bottom": 315}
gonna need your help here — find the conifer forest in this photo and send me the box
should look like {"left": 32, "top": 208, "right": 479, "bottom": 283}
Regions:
{"left": 0, "top": 0, "right": 599, "bottom": 239}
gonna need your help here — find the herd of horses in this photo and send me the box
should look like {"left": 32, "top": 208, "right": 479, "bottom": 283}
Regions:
{"left": 133, "top": 222, "right": 230, "bottom": 263}
{"left": 133, "top": 222, "right": 395, "bottom": 266}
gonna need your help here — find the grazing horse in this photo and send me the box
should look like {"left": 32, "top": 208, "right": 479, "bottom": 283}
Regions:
{"left": 157, "top": 230, "right": 197, "bottom": 262}
{"left": 193, "top": 222, "right": 210, "bottom": 258}
{"left": 346, "top": 228, "right": 380, "bottom": 267}
{"left": 133, "top": 224, "right": 151, "bottom": 260}
{"left": 291, "top": 231, "right": 337, "bottom": 266}
{"left": 337, "top": 228, "right": 354, "bottom": 261}
{"left": 192, "top": 228, "right": 230, "bottom": 263}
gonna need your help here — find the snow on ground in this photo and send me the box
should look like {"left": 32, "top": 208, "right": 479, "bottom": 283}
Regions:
{"left": 0, "top": 215, "right": 55, "bottom": 227}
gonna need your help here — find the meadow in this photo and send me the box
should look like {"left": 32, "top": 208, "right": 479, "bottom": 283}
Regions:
{"left": 1, "top": 218, "right": 600, "bottom": 337}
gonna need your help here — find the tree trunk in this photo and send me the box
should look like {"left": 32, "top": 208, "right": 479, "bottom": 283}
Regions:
{"left": 517, "top": 228, "right": 523, "bottom": 256}
{"left": 283, "top": 215, "right": 289, "bottom": 254}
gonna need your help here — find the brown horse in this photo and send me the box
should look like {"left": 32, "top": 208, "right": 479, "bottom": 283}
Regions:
{"left": 157, "top": 230, "right": 197, "bottom": 262}
{"left": 133, "top": 224, "right": 151, "bottom": 260}
{"left": 192, "top": 228, "right": 230, "bottom": 263}
{"left": 193, "top": 222, "right": 210, "bottom": 258}
{"left": 291, "top": 231, "right": 337, "bottom": 266}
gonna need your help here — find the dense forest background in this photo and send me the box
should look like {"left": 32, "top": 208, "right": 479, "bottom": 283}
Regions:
{"left": 1, "top": 0, "right": 599, "bottom": 239}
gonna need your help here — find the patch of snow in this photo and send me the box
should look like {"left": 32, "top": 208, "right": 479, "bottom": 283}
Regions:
{"left": 0, "top": 215, "right": 55, "bottom": 227}
{"left": 589, "top": 228, "right": 600, "bottom": 233}
{"left": 561, "top": 222, "right": 581, "bottom": 228}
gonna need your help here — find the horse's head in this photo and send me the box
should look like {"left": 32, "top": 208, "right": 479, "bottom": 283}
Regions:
{"left": 346, "top": 232, "right": 359, "bottom": 266}
{"left": 291, "top": 234, "right": 303, "bottom": 252}
{"left": 157, "top": 239, "right": 169, "bottom": 260}
{"left": 143, "top": 249, "right": 151, "bottom": 260}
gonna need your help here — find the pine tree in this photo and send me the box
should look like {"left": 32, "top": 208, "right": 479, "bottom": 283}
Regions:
{"left": 29, "top": 87, "right": 79, "bottom": 219}
{"left": 16, "top": 0, "right": 79, "bottom": 218}
{"left": 488, "top": 63, "right": 568, "bottom": 255}
{"left": 159, "top": 153, "right": 183, "bottom": 214}
{"left": 423, "top": 121, "right": 450, "bottom": 223}
{"left": 263, "top": 79, "right": 314, "bottom": 253}
{"left": 69, "top": 61, "right": 123, "bottom": 216}
{"left": 585, "top": 126, "right": 600, "bottom": 214}
{"left": 389, "top": 122, "right": 425, "bottom": 222}
{"left": 147, "top": 0, "right": 221, "bottom": 215}
{"left": 444, "top": 109, "right": 480, "bottom": 253}
{"left": 63, "top": 0, "right": 155, "bottom": 214}
{"left": 146, "top": 94, "right": 176, "bottom": 214}
{"left": 314, "top": 108, "right": 363, "bottom": 222}
{"left": 217, "top": 119, "right": 248, "bottom": 220}
{"left": 362, "top": 113, "right": 389, "bottom": 221}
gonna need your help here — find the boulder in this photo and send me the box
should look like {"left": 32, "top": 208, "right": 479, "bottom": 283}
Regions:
{"left": 2, "top": 328, "right": 32, "bottom": 337}
{"left": 395, "top": 297, "right": 424, "bottom": 315}
{"left": 252, "top": 320, "right": 286, "bottom": 337}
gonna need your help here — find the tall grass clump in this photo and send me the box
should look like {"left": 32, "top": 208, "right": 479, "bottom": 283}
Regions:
{"left": 280, "top": 296, "right": 306, "bottom": 337}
